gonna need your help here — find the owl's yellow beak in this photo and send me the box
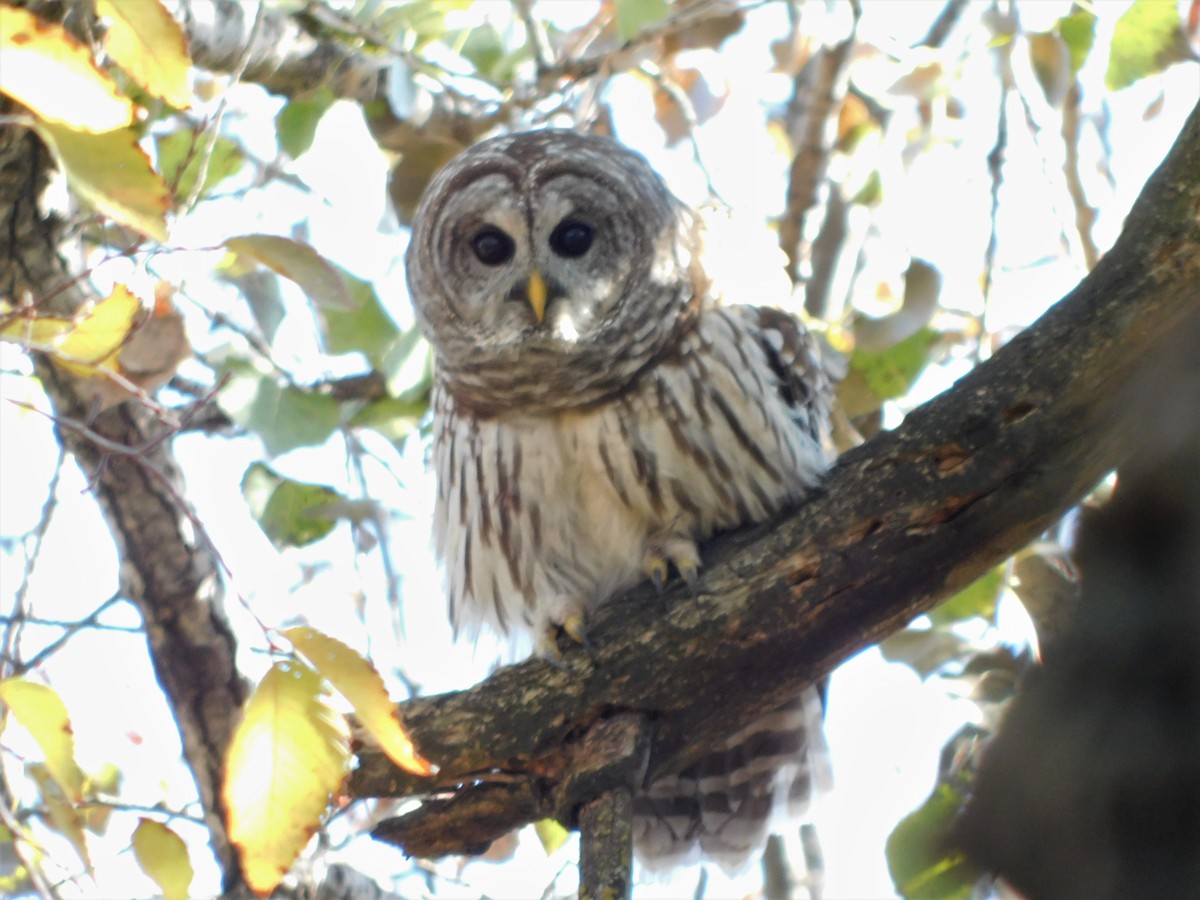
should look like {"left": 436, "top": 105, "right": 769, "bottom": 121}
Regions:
{"left": 526, "top": 270, "right": 548, "bottom": 323}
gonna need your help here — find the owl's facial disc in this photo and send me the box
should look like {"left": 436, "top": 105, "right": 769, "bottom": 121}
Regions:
{"left": 407, "top": 131, "right": 696, "bottom": 398}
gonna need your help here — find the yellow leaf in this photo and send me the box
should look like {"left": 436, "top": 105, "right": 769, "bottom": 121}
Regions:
{"left": 534, "top": 818, "right": 570, "bottom": 856}
{"left": 223, "top": 661, "right": 350, "bottom": 895}
{"left": 34, "top": 122, "right": 169, "bottom": 240}
{"left": 0, "top": 679, "right": 85, "bottom": 802}
{"left": 28, "top": 765, "right": 90, "bottom": 869}
{"left": 0, "top": 4, "right": 134, "bottom": 132}
{"left": 224, "top": 235, "right": 354, "bottom": 310}
{"left": 0, "top": 306, "right": 74, "bottom": 349}
{"left": 96, "top": 0, "right": 193, "bottom": 109}
{"left": 285, "top": 627, "right": 435, "bottom": 776}
{"left": 132, "top": 819, "right": 194, "bottom": 900}
{"left": 54, "top": 285, "right": 143, "bottom": 377}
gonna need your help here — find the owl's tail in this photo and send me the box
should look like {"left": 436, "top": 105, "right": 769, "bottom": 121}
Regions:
{"left": 631, "top": 686, "right": 832, "bottom": 874}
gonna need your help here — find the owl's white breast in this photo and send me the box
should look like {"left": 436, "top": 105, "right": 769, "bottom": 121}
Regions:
{"left": 432, "top": 307, "right": 831, "bottom": 643}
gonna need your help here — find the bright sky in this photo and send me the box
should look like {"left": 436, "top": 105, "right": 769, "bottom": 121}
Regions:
{"left": 0, "top": 1, "right": 1196, "bottom": 897}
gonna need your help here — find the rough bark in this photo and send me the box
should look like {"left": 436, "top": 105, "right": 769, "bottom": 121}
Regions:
{"left": 163, "top": 0, "right": 386, "bottom": 102}
{"left": 356, "top": 100, "right": 1200, "bottom": 855}
{"left": 0, "top": 111, "right": 248, "bottom": 894}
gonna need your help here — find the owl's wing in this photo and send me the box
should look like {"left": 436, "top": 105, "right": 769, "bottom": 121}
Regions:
{"left": 742, "top": 305, "right": 841, "bottom": 453}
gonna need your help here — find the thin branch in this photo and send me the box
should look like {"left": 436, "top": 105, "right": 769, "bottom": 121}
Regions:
{"left": 921, "top": 0, "right": 969, "bottom": 49}
{"left": 636, "top": 61, "right": 724, "bottom": 202}
{"left": 183, "top": 1, "right": 266, "bottom": 213}
{"left": 1061, "top": 82, "right": 1101, "bottom": 270}
{"left": 8, "top": 594, "right": 135, "bottom": 674}
{"left": 777, "top": 4, "right": 860, "bottom": 296}
{"left": 982, "top": 76, "right": 1008, "bottom": 352}
{"left": 512, "top": 0, "right": 553, "bottom": 74}
{"left": 0, "top": 446, "right": 64, "bottom": 679}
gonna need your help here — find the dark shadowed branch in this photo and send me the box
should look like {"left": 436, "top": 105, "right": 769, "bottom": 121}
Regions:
{"left": 957, "top": 312, "right": 1200, "bottom": 898}
{"left": 357, "top": 100, "right": 1200, "bottom": 857}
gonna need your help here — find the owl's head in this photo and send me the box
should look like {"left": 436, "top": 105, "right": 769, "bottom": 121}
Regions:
{"left": 406, "top": 129, "right": 700, "bottom": 415}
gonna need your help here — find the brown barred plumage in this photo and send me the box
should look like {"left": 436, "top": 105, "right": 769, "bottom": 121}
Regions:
{"left": 407, "top": 129, "right": 837, "bottom": 873}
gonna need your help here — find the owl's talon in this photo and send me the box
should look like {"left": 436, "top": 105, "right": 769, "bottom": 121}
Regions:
{"left": 535, "top": 612, "right": 596, "bottom": 667}
{"left": 646, "top": 557, "right": 669, "bottom": 594}
{"left": 679, "top": 559, "right": 701, "bottom": 595}
{"left": 536, "top": 628, "right": 572, "bottom": 669}
{"left": 561, "top": 612, "right": 589, "bottom": 647}
{"left": 642, "top": 538, "right": 702, "bottom": 595}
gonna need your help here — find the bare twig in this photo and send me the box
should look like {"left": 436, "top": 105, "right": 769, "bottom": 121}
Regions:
{"left": 512, "top": 0, "right": 554, "bottom": 73}
{"left": 9, "top": 594, "right": 134, "bottom": 674}
{"left": 1062, "top": 82, "right": 1100, "bottom": 270}
{"left": 0, "top": 446, "right": 64, "bottom": 678}
{"left": 636, "top": 61, "right": 724, "bottom": 202}
{"left": 777, "top": 4, "right": 861, "bottom": 296}
{"left": 183, "top": 1, "right": 266, "bottom": 212}
{"left": 921, "top": 0, "right": 969, "bottom": 49}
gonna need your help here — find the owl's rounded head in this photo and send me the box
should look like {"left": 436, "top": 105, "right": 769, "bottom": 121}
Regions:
{"left": 406, "top": 129, "right": 700, "bottom": 415}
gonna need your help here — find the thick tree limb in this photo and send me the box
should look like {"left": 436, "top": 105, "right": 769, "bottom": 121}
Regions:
{"left": 166, "top": 0, "right": 387, "bottom": 102}
{"left": 0, "top": 120, "right": 248, "bottom": 889}
{"left": 356, "top": 100, "right": 1200, "bottom": 856}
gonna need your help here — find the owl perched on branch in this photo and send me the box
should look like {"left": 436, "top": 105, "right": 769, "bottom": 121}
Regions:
{"left": 407, "top": 129, "right": 836, "bottom": 871}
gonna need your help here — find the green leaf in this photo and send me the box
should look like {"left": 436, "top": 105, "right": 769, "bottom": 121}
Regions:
{"left": 349, "top": 395, "right": 428, "bottom": 446}
{"left": 242, "top": 463, "right": 344, "bottom": 548}
{"left": 614, "top": 0, "right": 669, "bottom": 42}
{"left": 225, "top": 234, "right": 354, "bottom": 311}
{"left": 1028, "top": 32, "right": 1070, "bottom": 107}
{"left": 35, "top": 123, "right": 169, "bottom": 240}
{"left": 276, "top": 89, "right": 334, "bottom": 159}
{"left": 850, "top": 327, "right": 938, "bottom": 402}
{"left": 928, "top": 567, "right": 1004, "bottom": 627}
{"left": 155, "top": 130, "right": 244, "bottom": 202}
{"left": 1106, "top": 0, "right": 1184, "bottom": 91}
{"left": 380, "top": 327, "right": 432, "bottom": 398}
{"left": 1056, "top": 9, "right": 1096, "bottom": 75}
{"left": 886, "top": 783, "right": 981, "bottom": 900}
{"left": 132, "top": 819, "right": 194, "bottom": 900}
{"left": 28, "top": 764, "right": 90, "bottom": 868}
{"left": 319, "top": 271, "right": 401, "bottom": 370}
{"left": 456, "top": 23, "right": 504, "bottom": 76}
{"left": 400, "top": 0, "right": 472, "bottom": 40}
{"left": 222, "top": 268, "right": 286, "bottom": 342}
{"left": 848, "top": 168, "right": 883, "bottom": 206}
{"left": 222, "top": 373, "right": 341, "bottom": 457}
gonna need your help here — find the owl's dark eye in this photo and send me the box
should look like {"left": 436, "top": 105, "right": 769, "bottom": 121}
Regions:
{"left": 549, "top": 220, "right": 594, "bottom": 258}
{"left": 471, "top": 227, "right": 515, "bottom": 266}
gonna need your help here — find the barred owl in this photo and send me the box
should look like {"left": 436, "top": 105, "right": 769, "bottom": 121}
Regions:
{"left": 407, "top": 129, "right": 835, "bottom": 871}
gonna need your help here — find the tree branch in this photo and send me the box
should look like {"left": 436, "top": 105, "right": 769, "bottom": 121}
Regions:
{"left": 166, "top": 0, "right": 387, "bottom": 102}
{"left": 355, "top": 100, "right": 1200, "bottom": 856}
{"left": 0, "top": 110, "right": 248, "bottom": 891}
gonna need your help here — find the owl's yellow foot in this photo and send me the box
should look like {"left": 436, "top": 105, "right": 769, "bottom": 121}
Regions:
{"left": 537, "top": 610, "right": 595, "bottom": 666}
{"left": 642, "top": 536, "right": 701, "bottom": 595}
